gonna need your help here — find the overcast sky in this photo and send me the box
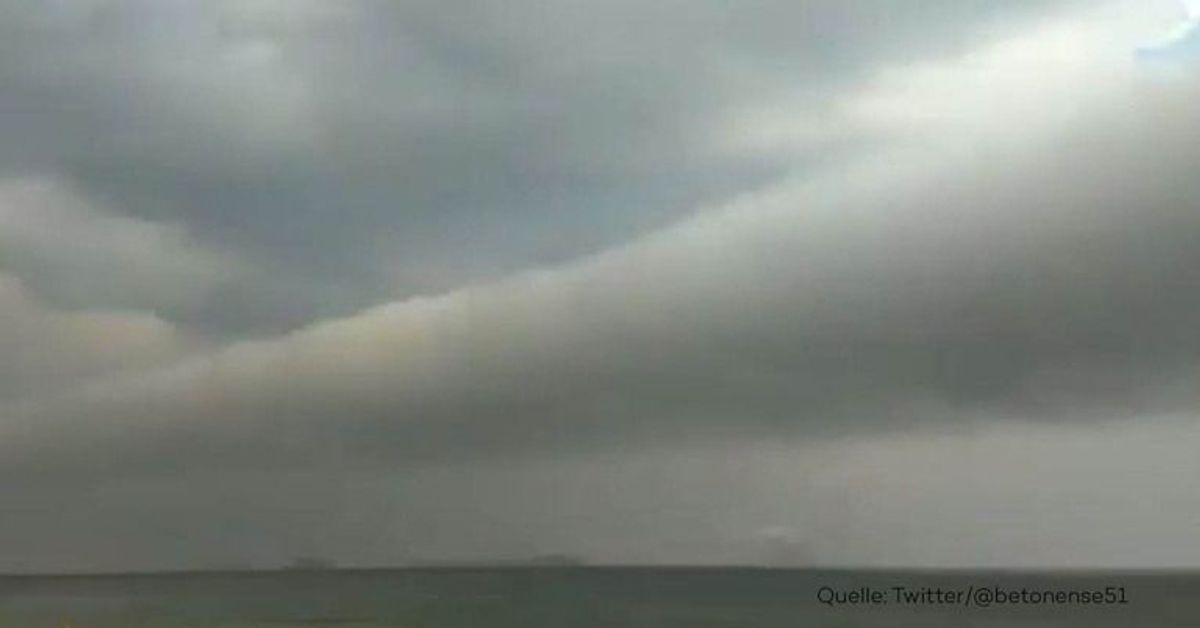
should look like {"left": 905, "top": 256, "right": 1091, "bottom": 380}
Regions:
{"left": 1, "top": 0, "right": 1199, "bottom": 573}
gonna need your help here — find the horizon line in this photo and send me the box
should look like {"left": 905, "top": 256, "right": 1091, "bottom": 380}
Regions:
{"left": 4, "top": 564, "right": 1200, "bottom": 579}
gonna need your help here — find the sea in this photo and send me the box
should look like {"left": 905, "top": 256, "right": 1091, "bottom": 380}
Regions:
{"left": 0, "top": 568, "right": 1195, "bottom": 627}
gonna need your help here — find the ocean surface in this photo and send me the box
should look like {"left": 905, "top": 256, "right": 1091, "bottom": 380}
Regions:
{"left": 0, "top": 568, "right": 1195, "bottom": 627}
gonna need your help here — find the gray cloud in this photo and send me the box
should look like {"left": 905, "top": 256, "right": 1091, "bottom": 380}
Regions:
{"left": 0, "top": 0, "right": 1075, "bottom": 334}
{"left": 2, "top": 0, "right": 1198, "bottom": 571}
{"left": 5, "top": 11, "right": 1199, "bottom": 482}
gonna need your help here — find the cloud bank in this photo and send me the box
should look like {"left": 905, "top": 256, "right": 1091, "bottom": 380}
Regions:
{"left": 2, "top": 0, "right": 1198, "bottom": 570}
{"left": 4, "top": 4, "right": 1198, "bottom": 481}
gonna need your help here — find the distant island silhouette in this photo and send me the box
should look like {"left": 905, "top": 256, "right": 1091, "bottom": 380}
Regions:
{"left": 414, "top": 554, "right": 588, "bottom": 568}
{"left": 284, "top": 557, "right": 338, "bottom": 571}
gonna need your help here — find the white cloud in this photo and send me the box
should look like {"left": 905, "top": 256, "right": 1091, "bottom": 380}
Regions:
{"left": 0, "top": 176, "right": 235, "bottom": 313}
{"left": 721, "top": 2, "right": 1157, "bottom": 162}
{"left": 0, "top": 272, "right": 201, "bottom": 402}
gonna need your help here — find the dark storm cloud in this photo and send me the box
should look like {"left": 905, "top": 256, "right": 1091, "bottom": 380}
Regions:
{"left": 5, "top": 0, "right": 1200, "bottom": 572}
{"left": 4, "top": 7, "right": 1199, "bottom": 481}
{"left": 0, "top": 0, "right": 1073, "bottom": 333}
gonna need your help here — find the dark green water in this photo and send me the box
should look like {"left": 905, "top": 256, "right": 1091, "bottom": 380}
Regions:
{"left": 0, "top": 568, "right": 1194, "bottom": 627}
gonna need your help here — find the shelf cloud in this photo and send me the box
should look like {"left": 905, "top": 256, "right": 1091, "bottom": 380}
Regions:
{"left": 1, "top": 0, "right": 1197, "bottom": 570}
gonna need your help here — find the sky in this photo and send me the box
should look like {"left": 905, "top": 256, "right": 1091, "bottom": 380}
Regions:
{"left": 1, "top": 0, "right": 1199, "bottom": 573}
